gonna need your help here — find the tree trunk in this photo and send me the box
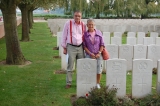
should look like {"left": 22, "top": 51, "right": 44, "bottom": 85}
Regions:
{"left": 31, "top": 11, "right": 34, "bottom": 23}
{"left": 1, "top": 7, "right": 26, "bottom": 65}
{"left": 19, "top": 4, "right": 30, "bottom": 41}
{"left": 28, "top": 10, "right": 33, "bottom": 29}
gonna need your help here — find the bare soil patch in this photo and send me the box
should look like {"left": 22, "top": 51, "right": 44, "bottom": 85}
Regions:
{"left": 70, "top": 94, "right": 77, "bottom": 105}
{"left": 53, "top": 47, "right": 59, "bottom": 50}
{"left": 53, "top": 56, "right": 61, "bottom": 59}
{"left": 0, "top": 60, "right": 32, "bottom": 67}
{"left": 54, "top": 69, "right": 66, "bottom": 74}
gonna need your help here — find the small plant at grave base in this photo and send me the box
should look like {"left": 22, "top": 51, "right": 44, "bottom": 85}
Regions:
{"left": 72, "top": 85, "right": 119, "bottom": 106}
{"left": 87, "top": 85, "right": 119, "bottom": 106}
{"left": 118, "top": 95, "right": 134, "bottom": 106}
{"left": 132, "top": 94, "right": 160, "bottom": 106}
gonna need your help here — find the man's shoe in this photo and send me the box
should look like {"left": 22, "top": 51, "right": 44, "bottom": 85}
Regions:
{"left": 65, "top": 85, "right": 71, "bottom": 89}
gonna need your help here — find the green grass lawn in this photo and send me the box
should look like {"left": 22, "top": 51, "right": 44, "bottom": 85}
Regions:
{"left": 0, "top": 22, "right": 157, "bottom": 106}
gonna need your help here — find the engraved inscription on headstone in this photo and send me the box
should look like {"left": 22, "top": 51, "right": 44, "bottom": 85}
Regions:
{"left": 112, "top": 61, "right": 122, "bottom": 72}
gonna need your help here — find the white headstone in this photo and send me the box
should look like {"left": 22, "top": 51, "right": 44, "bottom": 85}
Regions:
{"left": 133, "top": 45, "right": 147, "bottom": 59}
{"left": 156, "top": 37, "right": 160, "bottom": 45}
{"left": 106, "top": 44, "right": 118, "bottom": 59}
{"left": 130, "top": 26, "right": 137, "bottom": 32}
{"left": 127, "top": 37, "right": 137, "bottom": 46}
{"left": 57, "top": 32, "right": 62, "bottom": 47}
{"left": 157, "top": 60, "right": 160, "bottom": 93}
{"left": 113, "top": 32, "right": 122, "bottom": 38}
{"left": 101, "top": 25, "right": 110, "bottom": 32}
{"left": 150, "top": 32, "right": 158, "bottom": 44}
{"left": 147, "top": 45, "right": 160, "bottom": 68}
{"left": 143, "top": 26, "right": 149, "bottom": 34}
{"left": 137, "top": 26, "right": 143, "bottom": 32}
{"left": 143, "top": 37, "right": 154, "bottom": 45}
{"left": 96, "top": 25, "right": 101, "bottom": 31}
{"left": 103, "top": 32, "right": 110, "bottom": 45}
{"left": 119, "top": 44, "right": 133, "bottom": 71}
{"left": 61, "top": 52, "right": 67, "bottom": 70}
{"left": 77, "top": 58, "right": 97, "bottom": 97}
{"left": 106, "top": 59, "right": 127, "bottom": 98}
{"left": 137, "top": 32, "right": 145, "bottom": 44}
{"left": 111, "top": 37, "right": 121, "bottom": 45}
{"left": 155, "top": 25, "right": 160, "bottom": 34}
{"left": 127, "top": 32, "right": 136, "bottom": 37}
{"left": 149, "top": 25, "right": 155, "bottom": 32}
{"left": 115, "top": 25, "right": 122, "bottom": 32}
{"left": 132, "top": 59, "right": 153, "bottom": 98}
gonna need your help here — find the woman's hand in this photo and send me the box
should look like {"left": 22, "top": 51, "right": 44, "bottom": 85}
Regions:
{"left": 90, "top": 53, "right": 96, "bottom": 59}
{"left": 95, "top": 53, "right": 101, "bottom": 59}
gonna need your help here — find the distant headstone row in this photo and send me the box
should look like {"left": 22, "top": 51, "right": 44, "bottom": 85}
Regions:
{"left": 103, "top": 32, "right": 159, "bottom": 45}
{"left": 47, "top": 19, "right": 160, "bottom": 35}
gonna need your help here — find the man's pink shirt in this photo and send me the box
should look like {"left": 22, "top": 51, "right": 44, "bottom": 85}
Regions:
{"left": 61, "top": 20, "right": 86, "bottom": 48}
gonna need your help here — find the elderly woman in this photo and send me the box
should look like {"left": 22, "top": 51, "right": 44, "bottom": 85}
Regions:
{"left": 83, "top": 18, "right": 104, "bottom": 89}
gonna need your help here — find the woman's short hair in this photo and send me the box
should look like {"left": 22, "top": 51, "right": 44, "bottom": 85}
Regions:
{"left": 87, "top": 18, "right": 95, "bottom": 24}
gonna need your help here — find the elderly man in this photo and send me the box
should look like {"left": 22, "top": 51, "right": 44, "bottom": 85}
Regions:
{"left": 61, "top": 11, "right": 86, "bottom": 89}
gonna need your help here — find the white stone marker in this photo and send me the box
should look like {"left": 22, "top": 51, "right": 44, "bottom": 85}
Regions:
{"left": 77, "top": 58, "right": 97, "bottom": 97}
{"left": 156, "top": 37, "right": 160, "bottom": 45}
{"left": 149, "top": 25, "right": 155, "bottom": 32}
{"left": 103, "top": 32, "right": 110, "bottom": 45}
{"left": 130, "top": 25, "right": 137, "bottom": 32}
{"left": 59, "top": 36, "right": 62, "bottom": 56}
{"left": 111, "top": 37, "right": 121, "bottom": 45}
{"left": 96, "top": 25, "right": 101, "bottom": 30}
{"left": 115, "top": 25, "right": 122, "bottom": 32}
{"left": 143, "top": 26, "right": 149, "bottom": 34}
{"left": 106, "top": 44, "right": 118, "bottom": 59}
{"left": 147, "top": 45, "right": 160, "bottom": 68}
{"left": 61, "top": 52, "right": 67, "bottom": 70}
{"left": 101, "top": 25, "right": 110, "bottom": 32}
{"left": 133, "top": 45, "right": 147, "bottom": 59}
{"left": 127, "top": 37, "right": 137, "bottom": 46}
{"left": 132, "top": 59, "right": 153, "bottom": 98}
{"left": 106, "top": 59, "right": 127, "bottom": 98}
{"left": 127, "top": 32, "right": 136, "bottom": 37}
{"left": 113, "top": 32, "right": 122, "bottom": 38}
{"left": 150, "top": 32, "right": 158, "bottom": 44}
{"left": 155, "top": 25, "right": 160, "bottom": 34}
{"left": 157, "top": 60, "right": 160, "bottom": 93}
{"left": 57, "top": 32, "right": 62, "bottom": 47}
{"left": 143, "top": 37, "right": 154, "bottom": 45}
{"left": 137, "top": 32, "right": 145, "bottom": 44}
{"left": 119, "top": 44, "right": 133, "bottom": 71}
{"left": 137, "top": 26, "right": 143, "bottom": 32}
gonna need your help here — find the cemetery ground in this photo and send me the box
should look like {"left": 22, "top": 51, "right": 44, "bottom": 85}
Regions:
{"left": 0, "top": 22, "right": 158, "bottom": 106}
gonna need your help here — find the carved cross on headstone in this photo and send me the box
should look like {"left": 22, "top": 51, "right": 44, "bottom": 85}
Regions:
{"left": 138, "top": 78, "right": 147, "bottom": 93}
{"left": 112, "top": 78, "right": 121, "bottom": 88}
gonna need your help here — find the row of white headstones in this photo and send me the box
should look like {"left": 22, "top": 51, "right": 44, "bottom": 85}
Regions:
{"left": 57, "top": 31, "right": 160, "bottom": 71}
{"left": 77, "top": 58, "right": 158, "bottom": 99}
{"left": 53, "top": 25, "right": 160, "bottom": 98}
{"left": 57, "top": 32, "right": 160, "bottom": 98}
{"left": 47, "top": 19, "right": 160, "bottom": 35}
